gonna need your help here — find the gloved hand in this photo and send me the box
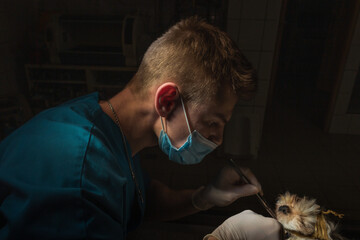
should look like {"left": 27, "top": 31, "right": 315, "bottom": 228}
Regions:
{"left": 192, "top": 165, "right": 262, "bottom": 210}
{"left": 204, "top": 210, "right": 281, "bottom": 240}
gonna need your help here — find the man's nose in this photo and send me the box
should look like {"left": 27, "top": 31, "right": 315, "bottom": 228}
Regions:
{"left": 208, "top": 136, "right": 222, "bottom": 146}
{"left": 217, "top": 136, "right": 223, "bottom": 146}
{"left": 210, "top": 132, "right": 223, "bottom": 146}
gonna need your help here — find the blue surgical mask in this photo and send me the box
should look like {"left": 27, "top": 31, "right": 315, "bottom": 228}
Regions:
{"left": 158, "top": 97, "right": 218, "bottom": 165}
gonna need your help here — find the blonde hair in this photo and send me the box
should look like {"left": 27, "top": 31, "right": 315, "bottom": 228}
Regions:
{"left": 129, "top": 16, "right": 257, "bottom": 104}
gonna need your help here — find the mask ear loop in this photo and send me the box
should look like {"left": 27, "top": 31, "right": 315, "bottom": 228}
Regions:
{"left": 159, "top": 96, "right": 167, "bottom": 133}
{"left": 180, "top": 97, "right": 192, "bottom": 134}
{"left": 160, "top": 116, "right": 166, "bottom": 133}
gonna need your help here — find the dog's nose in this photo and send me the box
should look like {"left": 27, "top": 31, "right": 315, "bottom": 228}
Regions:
{"left": 278, "top": 205, "right": 290, "bottom": 214}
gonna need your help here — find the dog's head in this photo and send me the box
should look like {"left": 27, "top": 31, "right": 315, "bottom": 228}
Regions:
{"left": 275, "top": 192, "right": 343, "bottom": 240}
{"left": 276, "top": 192, "right": 321, "bottom": 236}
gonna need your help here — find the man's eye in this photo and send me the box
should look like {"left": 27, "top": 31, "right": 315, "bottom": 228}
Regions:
{"left": 209, "top": 121, "right": 218, "bottom": 127}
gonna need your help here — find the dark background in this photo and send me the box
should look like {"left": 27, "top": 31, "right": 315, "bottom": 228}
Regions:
{"left": 1, "top": 0, "right": 360, "bottom": 239}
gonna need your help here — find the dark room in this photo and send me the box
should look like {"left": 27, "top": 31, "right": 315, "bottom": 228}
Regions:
{"left": 1, "top": 0, "right": 360, "bottom": 239}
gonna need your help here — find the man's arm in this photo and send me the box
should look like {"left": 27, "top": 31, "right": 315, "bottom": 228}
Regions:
{"left": 144, "top": 181, "right": 281, "bottom": 240}
{"left": 144, "top": 165, "right": 261, "bottom": 221}
{"left": 145, "top": 179, "right": 200, "bottom": 221}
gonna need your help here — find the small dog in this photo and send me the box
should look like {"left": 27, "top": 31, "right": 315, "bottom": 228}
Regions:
{"left": 276, "top": 192, "right": 345, "bottom": 240}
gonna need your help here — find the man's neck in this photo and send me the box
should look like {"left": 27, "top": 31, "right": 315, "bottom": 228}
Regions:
{"left": 99, "top": 87, "right": 159, "bottom": 156}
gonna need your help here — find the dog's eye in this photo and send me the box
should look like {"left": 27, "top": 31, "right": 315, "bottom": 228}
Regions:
{"left": 278, "top": 205, "right": 291, "bottom": 214}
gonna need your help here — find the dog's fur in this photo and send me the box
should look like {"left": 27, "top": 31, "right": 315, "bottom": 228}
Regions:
{"left": 275, "top": 192, "right": 344, "bottom": 240}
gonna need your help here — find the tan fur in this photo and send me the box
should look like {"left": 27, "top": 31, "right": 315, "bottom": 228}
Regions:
{"left": 276, "top": 192, "right": 345, "bottom": 240}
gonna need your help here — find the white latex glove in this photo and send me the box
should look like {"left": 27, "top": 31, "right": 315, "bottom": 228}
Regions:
{"left": 204, "top": 210, "right": 281, "bottom": 240}
{"left": 192, "top": 165, "right": 262, "bottom": 210}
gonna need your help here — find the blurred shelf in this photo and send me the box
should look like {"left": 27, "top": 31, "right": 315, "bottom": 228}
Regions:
{"left": 25, "top": 64, "right": 137, "bottom": 113}
{"left": 92, "top": 84, "right": 125, "bottom": 88}
{"left": 26, "top": 64, "right": 137, "bottom": 72}
{"left": 32, "top": 80, "right": 86, "bottom": 84}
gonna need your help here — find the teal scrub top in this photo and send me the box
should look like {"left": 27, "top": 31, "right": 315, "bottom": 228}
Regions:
{"left": 0, "top": 92, "right": 148, "bottom": 239}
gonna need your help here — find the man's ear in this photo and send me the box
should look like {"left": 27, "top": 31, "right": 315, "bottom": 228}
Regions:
{"left": 155, "top": 82, "right": 180, "bottom": 117}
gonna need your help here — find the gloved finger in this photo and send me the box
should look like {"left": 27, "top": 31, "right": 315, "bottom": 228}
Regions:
{"left": 220, "top": 166, "right": 262, "bottom": 195}
{"left": 239, "top": 167, "right": 263, "bottom": 195}
{"left": 230, "top": 183, "right": 260, "bottom": 197}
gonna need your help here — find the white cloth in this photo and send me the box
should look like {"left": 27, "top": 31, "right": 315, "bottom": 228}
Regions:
{"left": 204, "top": 210, "right": 281, "bottom": 240}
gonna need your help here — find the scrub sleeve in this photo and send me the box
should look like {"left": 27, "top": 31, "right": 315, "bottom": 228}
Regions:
{"left": 0, "top": 92, "right": 148, "bottom": 239}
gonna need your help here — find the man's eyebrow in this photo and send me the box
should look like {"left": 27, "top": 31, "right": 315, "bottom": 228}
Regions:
{"left": 215, "top": 113, "right": 228, "bottom": 124}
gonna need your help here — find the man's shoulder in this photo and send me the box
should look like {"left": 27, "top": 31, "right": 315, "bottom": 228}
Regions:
{"left": 36, "top": 92, "right": 100, "bottom": 123}
{"left": 0, "top": 93, "right": 104, "bottom": 179}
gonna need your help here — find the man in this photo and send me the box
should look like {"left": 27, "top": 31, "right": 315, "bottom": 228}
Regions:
{"left": 0, "top": 17, "right": 280, "bottom": 239}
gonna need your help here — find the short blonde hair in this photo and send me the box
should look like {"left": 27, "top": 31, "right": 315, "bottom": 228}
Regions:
{"left": 130, "top": 16, "right": 257, "bottom": 104}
